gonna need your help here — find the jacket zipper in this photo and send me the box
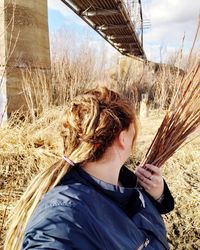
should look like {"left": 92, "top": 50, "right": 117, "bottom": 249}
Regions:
{"left": 137, "top": 238, "right": 150, "bottom": 249}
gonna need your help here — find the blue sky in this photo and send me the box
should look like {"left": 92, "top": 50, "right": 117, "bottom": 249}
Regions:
{"left": 48, "top": 0, "right": 200, "bottom": 62}
{"left": 48, "top": 1, "right": 114, "bottom": 52}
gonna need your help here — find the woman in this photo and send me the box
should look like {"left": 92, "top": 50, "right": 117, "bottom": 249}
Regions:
{"left": 5, "top": 87, "right": 174, "bottom": 250}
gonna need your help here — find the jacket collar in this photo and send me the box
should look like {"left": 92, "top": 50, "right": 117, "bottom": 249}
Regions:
{"left": 61, "top": 164, "right": 144, "bottom": 217}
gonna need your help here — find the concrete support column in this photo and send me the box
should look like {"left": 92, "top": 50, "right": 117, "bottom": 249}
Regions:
{"left": 0, "top": 0, "right": 51, "bottom": 117}
{"left": 0, "top": 0, "right": 7, "bottom": 124}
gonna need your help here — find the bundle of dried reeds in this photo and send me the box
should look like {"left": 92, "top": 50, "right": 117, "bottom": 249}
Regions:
{"left": 140, "top": 59, "right": 200, "bottom": 168}
{"left": 140, "top": 17, "right": 200, "bottom": 168}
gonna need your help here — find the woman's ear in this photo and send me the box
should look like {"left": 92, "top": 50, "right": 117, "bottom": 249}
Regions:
{"left": 116, "top": 124, "right": 135, "bottom": 150}
{"left": 117, "top": 129, "right": 127, "bottom": 149}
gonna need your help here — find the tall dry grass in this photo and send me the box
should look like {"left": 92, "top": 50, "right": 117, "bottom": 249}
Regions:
{"left": 20, "top": 31, "right": 108, "bottom": 121}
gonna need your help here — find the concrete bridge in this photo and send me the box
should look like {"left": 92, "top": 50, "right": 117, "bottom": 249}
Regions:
{"left": 0, "top": 0, "right": 145, "bottom": 120}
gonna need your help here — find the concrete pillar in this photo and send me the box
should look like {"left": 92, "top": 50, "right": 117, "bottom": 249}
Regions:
{"left": 0, "top": 0, "right": 51, "bottom": 117}
{"left": 0, "top": 0, "right": 7, "bottom": 124}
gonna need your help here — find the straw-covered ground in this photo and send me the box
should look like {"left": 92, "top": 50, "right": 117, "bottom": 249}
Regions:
{"left": 0, "top": 109, "right": 199, "bottom": 249}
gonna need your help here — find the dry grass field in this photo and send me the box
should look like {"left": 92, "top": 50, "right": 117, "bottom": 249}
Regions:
{"left": 0, "top": 107, "right": 199, "bottom": 249}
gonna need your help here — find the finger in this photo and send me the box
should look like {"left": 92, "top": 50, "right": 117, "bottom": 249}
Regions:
{"left": 144, "top": 164, "right": 161, "bottom": 176}
{"left": 143, "top": 176, "right": 156, "bottom": 187}
{"left": 136, "top": 170, "right": 162, "bottom": 186}
{"left": 136, "top": 167, "right": 153, "bottom": 179}
{"left": 135, "top": 170, "right": 146, "bottom": 179}
{"left": 137, "top": 178, "right": 152, "bottom": 191}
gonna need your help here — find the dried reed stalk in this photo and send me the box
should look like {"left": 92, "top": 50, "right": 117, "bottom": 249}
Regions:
{"left": 140, "top": 60, "right": 200, "bottom": 167}
{"left": 140, "top": 18, "right": 200, "bottom": 168}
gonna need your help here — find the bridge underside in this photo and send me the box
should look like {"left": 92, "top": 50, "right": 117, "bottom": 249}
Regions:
{"left": 61, "top": 0, "right": 146, "bottom": 59}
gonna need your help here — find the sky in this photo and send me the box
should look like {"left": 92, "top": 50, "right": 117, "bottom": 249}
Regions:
{"left": 48, "top": 0, "right": 200, "bottom": 63}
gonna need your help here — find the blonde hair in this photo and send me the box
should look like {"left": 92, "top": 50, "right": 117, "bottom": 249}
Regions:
{"left": 4, "top": 86, "right": 138, "bottom": 249}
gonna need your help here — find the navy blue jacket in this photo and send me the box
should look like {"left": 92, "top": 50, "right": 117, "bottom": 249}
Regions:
{"left": 23, "top": 165, "right": 174, "bottom": 250}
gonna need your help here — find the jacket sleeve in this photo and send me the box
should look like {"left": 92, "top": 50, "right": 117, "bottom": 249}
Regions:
{"left": 22, "top": 205, "right": 97, "bottom": 250}
{"left": 156, "top": 179, "right": 175, "bottom": 214}
{"left": 119, "top": 165, "right": 175, "bottom": 214}
{"left": 146, "top": 179, "right": 175, "bottom": 214}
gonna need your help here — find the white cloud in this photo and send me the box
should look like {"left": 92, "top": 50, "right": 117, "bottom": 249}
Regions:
{"left": 48, "top": 0, "right": 87, "bottom": 27}
{"left": 149, "top": 0, "right": 199, "bottom": 25}
{"left": 143, "top": 0, "right": 200, "bottom": 61}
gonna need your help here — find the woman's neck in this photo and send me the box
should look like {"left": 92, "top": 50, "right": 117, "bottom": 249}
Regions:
{"left": 81, "top": 148, "right": 124, "bottom": 186}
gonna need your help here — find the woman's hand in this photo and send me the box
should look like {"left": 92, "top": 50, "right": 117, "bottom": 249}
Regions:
{"left": 135, "top": 164, "right": 164, "bottom": 201}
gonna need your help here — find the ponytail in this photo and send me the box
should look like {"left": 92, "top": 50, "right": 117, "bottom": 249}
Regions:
{"left": 4, "top": 159, "right": 71, "bottom": 250}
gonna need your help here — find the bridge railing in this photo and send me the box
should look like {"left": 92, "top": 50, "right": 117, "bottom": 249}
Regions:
{"left": 124, "top": 0, "right": 143, "bottom": 46}
{"left": 60, "top": 0, "right": 146, "bottom": 58}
